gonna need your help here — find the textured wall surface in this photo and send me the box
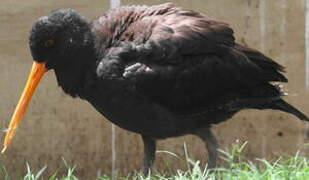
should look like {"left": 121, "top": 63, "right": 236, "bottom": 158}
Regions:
{"left": 0, "top": 0, "right": 308, "bottom": 179}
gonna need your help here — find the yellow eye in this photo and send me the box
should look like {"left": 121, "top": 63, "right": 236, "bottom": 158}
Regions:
{"left": 44, "top": 39, "right": 55, "bottom": 47}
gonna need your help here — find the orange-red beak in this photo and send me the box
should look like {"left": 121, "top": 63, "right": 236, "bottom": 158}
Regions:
{"left": 2, "top": 61, "right": 47, "bottom": 153}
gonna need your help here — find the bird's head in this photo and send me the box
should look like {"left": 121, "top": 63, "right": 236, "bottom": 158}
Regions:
{"left": 2, "top": 9, "right": 93, "bottom": 153}
{"left": 29, "top": 9, "right": 92, "bottom": 69}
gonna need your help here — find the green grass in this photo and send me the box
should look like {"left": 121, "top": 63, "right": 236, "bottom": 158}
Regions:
{"left": 1, "top": 142, "right": 309, "bottom": 180}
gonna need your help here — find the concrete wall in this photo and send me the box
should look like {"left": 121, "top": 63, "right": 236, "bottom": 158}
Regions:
{"left": 0, "top": 0, "right": 308, "bottom": 179}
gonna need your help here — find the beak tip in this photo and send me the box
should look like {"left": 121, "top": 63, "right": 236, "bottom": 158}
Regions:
{"left": 1, "top": 146, "right": 7, "bottom": 154}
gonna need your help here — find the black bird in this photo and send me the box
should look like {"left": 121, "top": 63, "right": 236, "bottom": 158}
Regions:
{"left": 3, "top": 3, "right": 309, "bottom": 175}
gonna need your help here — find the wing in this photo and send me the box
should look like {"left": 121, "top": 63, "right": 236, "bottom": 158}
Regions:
{"left": 93, "top": 3, "right": 287, "bottom": 113}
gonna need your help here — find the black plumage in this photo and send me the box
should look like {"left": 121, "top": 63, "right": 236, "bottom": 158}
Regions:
{"left": 9, "top": 3, "right": 309, "bottom": 174}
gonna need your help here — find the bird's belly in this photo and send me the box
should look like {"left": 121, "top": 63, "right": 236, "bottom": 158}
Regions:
{"left": 82, "top": 82, "right": 241, "bottom": 138}
{"left": 84, "top": 90, "right": 199, "bottom": 138}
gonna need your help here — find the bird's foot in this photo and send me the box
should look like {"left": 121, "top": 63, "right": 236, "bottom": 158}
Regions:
{"left": 123, "top": 63, "right": 154, "bottom": 78}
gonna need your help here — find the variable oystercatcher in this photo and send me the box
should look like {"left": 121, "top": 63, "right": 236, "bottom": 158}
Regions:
{"left": 2, "top": 3, "right": 309, "bottom": 174}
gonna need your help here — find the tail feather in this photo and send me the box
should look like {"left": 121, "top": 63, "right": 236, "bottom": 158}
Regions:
{"left": 235, "top": 44, "right": 288, "bottom": 83}
{"left": 270, "top": 99, "right": 309, "bottom": 121}
{"left": 227, "top": 98, "right": 309, "bottom": 122}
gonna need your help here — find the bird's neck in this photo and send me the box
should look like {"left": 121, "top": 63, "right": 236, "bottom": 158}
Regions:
{"left": 53, "top": 30, "right": 98, "bottom": 98}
